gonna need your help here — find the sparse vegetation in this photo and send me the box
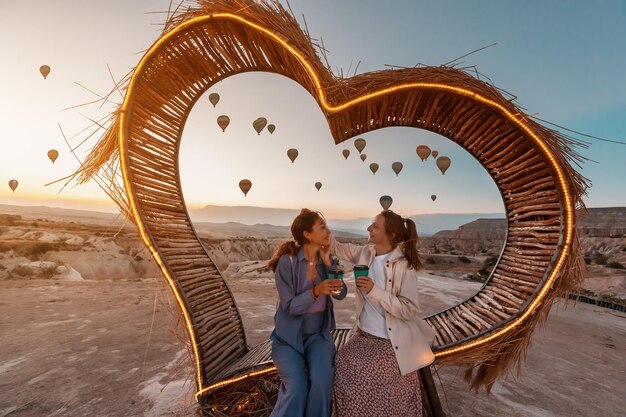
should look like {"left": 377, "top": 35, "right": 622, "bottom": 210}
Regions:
{"left": 465, "top": 273, "right": 486, "bottom": 283}
{"left": 584, "top": 256, "right": 591, "bottom": 265}
{"left": 484, "top": 255, "right": 499, "bottom": 267}
{"left": 425, "top": 257, "right": 436, "bottom": 265}
{"left": 41, "top": 264, "right": 58, "bottom": 278}
{"left": 607, "top": 261, "right": 624, "bottom": 270}
{"left": 11, "top": 264, "right": 35, "bottom": 277}
{"left": 458, "top": 256, "right": 471, "bottom": 264}
{"left": 592, "top": 252, "right": 608, "bottom": 265}
{"left": 0, "top": 214, "right": 21, "bottom": 226}
{"left": 478, "top": 255, "right": 499, "bottom": 278}
{"left": 0, "top": 241, "right": 68, "bottom": 260}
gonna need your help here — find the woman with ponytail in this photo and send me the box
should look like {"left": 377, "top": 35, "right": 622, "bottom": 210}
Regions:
{"left": 330, "top": 210, "right": 435, "bottom": 417}
{"left": 269, "top": 208, "right": 347, "bottom": 417}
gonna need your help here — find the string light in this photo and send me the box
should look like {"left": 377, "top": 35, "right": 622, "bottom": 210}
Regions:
{"left": 119, "top": 11, "right": 574, "bottom": 399}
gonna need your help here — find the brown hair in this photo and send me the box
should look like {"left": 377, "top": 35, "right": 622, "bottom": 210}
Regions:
{"left": 268, "top": 208, "right": 324, "bottom": 272}
{"left": 380, "top": 210, "right": 422, "bottom": 270}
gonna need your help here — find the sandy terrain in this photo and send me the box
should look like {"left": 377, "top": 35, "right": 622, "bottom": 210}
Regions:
{"left": 1, "top": 271, "right": 624, "bottom": 417}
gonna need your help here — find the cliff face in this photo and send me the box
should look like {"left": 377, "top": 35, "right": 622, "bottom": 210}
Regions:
{"left": 200, "top": 237, "right": 283, "bottom": 271}
{"left": 577, "top": 207, "right": 626, "bottom": 238}
{"left": 421, "top": 218, "right": 507, "bottom": 255}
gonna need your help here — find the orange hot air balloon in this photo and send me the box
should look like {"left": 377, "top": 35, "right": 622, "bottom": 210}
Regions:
{"left": 431, "top": 194, "right": 437, "bottom": 202}
{"left": 416, "top": 145, "right": 431, "bottom": 161}
{"left": 287, "top": 148, "right": 299, "bottom": 163}
{"left": 391, "top": 162, "right": 403, "bottom": 176}
{"left": 9, "top": 179, "right": 18, "bottom": 192}
{"left": 267, "top": 124, "right": 276, "bottom": 134}
{"left": 39, "top": 65, "right": 51, "bottom": 79}
{"left": 436, "top": 156, "right": 451, "bottom": 175}
{"left": 315, "top": 182, "right": 322, "bottom": 191}
{"left": 208, "top": 93, "right": 220, "bottom": 107}
{"left": 217, "top": 115, "right": 230, "bottom": 132}
{"left": 354, "top": 138, "right": 366, "bottom": 154}
{"left": 431, "top": 150, "right": 439, "bottom": 158}
{"left": 239, "top": 179, "right": 252, "bottom": 196}
{"left": 253, "top": 117, "right": 267, "bottom": 135}
{"left": 379, "top": 195, "right": 393, "bottom": 210}
{"left": 342, "top": 149, "right": 350, "bottom": 160}
{"left": 360, "top": 153, "right": 367, "bottom": 162}
{"left": 47, "top": 149, "right": 59, "bottom": 164}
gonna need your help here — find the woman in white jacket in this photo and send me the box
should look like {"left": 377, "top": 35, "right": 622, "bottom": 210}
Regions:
{"left": 329, "top": 210, "right": 435, "bottom": 417}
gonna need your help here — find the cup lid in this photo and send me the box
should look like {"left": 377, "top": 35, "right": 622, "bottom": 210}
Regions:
{"left": 353, "top": 265, "right": 369, "bottom": 271}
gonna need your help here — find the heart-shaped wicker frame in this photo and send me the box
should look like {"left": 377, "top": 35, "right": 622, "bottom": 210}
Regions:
{"left": 76, "top": 0, "right": 587, "bottom": 408}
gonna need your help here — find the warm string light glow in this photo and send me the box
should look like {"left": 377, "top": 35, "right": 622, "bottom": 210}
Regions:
{"left": 118, "top": 11, "right": 575, "bottom": 400}
{"left": 195, "top": 366, "right": 277, "bottom": 401}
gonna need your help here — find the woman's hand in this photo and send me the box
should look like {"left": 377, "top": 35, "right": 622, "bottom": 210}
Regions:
{"left": 356, "top": 276, "right": 374, "bottom": 293}
{"left": 313, "top": 278, "right": 342, "bottom": 296}
{"left": 320, "top": 244, "right": 332, "bottom": 266}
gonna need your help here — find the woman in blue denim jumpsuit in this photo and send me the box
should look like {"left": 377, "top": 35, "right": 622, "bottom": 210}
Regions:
{"left": 268, "top": 208, "right": 347, "bottom": 417}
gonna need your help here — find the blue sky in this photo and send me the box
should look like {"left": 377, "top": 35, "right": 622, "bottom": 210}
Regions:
{"left": 0, "top": 0, "right": 624, "bottom": 219}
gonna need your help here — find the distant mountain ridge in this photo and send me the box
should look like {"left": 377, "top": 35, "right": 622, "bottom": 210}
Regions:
{"left": 188, "top": 205, "right": 506, "bottom": 236}
{"left": 3, "top": 203, "right": 624, "bottom": 238}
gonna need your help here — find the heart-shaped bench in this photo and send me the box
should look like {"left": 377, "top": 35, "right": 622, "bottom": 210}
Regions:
{"left": 75, "top": 0, "right": 587, "bottom": 413}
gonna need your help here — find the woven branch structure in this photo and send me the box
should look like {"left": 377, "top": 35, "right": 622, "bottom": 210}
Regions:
{"left": 73, "top": 0, "right": 588, "bottom": 414}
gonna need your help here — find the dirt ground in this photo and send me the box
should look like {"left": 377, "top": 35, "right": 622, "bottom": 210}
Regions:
{"left": 1, "top": 274, "right": 625, "bottom": 417}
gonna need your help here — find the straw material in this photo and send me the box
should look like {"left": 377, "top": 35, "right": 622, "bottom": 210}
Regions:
{"left": 70, "top": 0, "right": 588, "bottom": 403}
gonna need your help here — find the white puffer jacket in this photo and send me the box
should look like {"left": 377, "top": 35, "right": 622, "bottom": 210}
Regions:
{"left": 331, "top": 237, "right": 436, "bottom": 375}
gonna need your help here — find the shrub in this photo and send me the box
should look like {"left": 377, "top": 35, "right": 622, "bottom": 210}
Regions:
{"left": 458, "top": 256, "right": 472, "bottom": 264}
{"left": 465, "top": 273, "right": 486, "bottom": 283}
{"left": 11, "top": 265, "right": 35, "bottom": 277}
{"left": 28, "top": 242, "right": 57, "bottom": 260}
{"left": 622, "top": 247, "right": 626, "bottom": 252}
{"left": 584, "top": 256, "right": 591, "bottom": 265}
{"left": 484, "top": 255, "right": 499, "bottom": 267}
{"left": 426, "top": 257, "right": 436, "bottom": 265}
{"left": 592, "top": 252, "right": 608, "bottom": 265}
{"left": 607, "top": 261, "right": 624, "bottom": 270}
{"left": 41, "top": 264, "right": 57, "bottom": 278}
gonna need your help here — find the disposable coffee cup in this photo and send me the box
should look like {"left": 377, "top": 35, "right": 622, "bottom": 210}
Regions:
{"left": 353, "top": 265, "right": 369, "bottom": 279}
{"left": 327, "top": 269, "right": 344, "bottom": 294}
{"left": 353, "top": 265, "right": 369, "bottom": 292}
{"left": 327, "top": 269, "right": 344, "bottom": 280}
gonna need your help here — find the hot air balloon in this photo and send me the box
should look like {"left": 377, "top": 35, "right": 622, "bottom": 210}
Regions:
{"left": 287, "top": 148, "right": 299, "bottom": 163}
{"left": 431, "top": 150, "right": 439, "bottom": 158}
{"left": 369, "top": 163, "right": 379, "bottom": 175}
{"left": 267, "top": 124, "right": 276, "bottom": 134}
{"left": 391, "top": 162, "right": 403, "bottom": 176}
{"left": 217, "top": 115, "right": 230, "bottom": 132}
{"left": 47, "top": 149, "right": 59, "bottom": 164}
{"left": 416, "top": 145, "right": 431, "bottom": 161}
{"left": 39, "top": 65, "right": 50, "bottom": 79}
{"left": 239, "top": 179, "right": 252, "bottom": 196}
{"left": 360, "top": 153, "right": 367, "bottom": 162}
{"left": 208, "top": 93, "right": 220, "bottom": 107}
{"left": 8, "top": 179, "right": 18, "bottom": 192}
{"left": 253, "top": 117, "right": 267, "bottom": 135}
{"left": 315, "top": 182, "right": 322, "bottom": 191}
{"left": 436, "top": 156, "right": 451, "bottom": 175}
{"left": 342, "top": 149, "right": 350, "bottom": 160}
{"left": 354, "top": 138, "right": 366, "bottom": 154}
{"left": 379, "top": 195, "right": 393, "bottom": 210}
{"left": 431, "top": 195, "right": 437, "bottom": 202}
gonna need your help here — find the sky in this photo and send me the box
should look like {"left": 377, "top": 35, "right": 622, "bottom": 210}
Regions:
{"left": 0, "top": 0, "right": 625, "bottom": 220}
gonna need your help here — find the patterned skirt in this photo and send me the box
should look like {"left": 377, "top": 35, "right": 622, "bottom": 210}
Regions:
{"left": 332, "top": 328, "right": 424, "bottom": 417}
